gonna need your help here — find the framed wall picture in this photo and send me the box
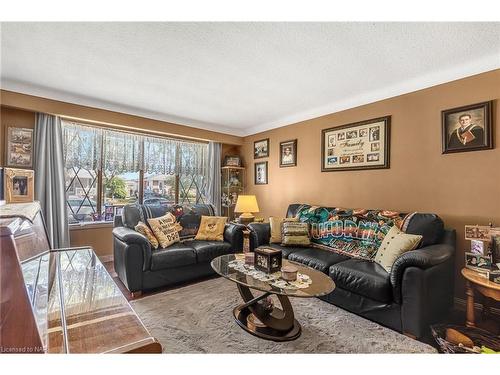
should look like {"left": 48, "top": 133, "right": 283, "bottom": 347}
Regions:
{"left": 321, "top": 116, "right": 390, "bottom": 172}
{"left": 4, "top": 168, "right": 35, "bottom": 203}
{"left": 279, "top": 139, "right": 297, "bottom": 167}
{"left": 6, "top": 127, "right": 34, "bottom": 168}
{"left": 223, "top": 155, "right": 242, "bottom": 167}
{"left": 254, "top": 161, "right": 268, "bottom": 185}
{"left": 254, "top": 138, "right": 269, "bottom": 159}
{"left": 442, "top": 101, "right": 493, "bottom": 154}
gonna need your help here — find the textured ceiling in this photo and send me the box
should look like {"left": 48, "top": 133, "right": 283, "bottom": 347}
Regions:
{"left": 1, "top": 22, "right": 499, "bottom": 136}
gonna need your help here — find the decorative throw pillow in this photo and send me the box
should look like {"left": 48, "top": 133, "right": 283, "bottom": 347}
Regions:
{"left": 134, "top": 221, "right": 159, "bottom": 249}
{"left": 374, "top": 225, "right": 423, "bottom": 272}
{"left": 281, "top": 221, "right": 311, "bottom": 247}
{"left": 194, "top": 216, "right": 228, "bottom": 241}
{"left": 269, "top": 216, "right": 299, "bottom": 243}
{"left": 147, "top": 212, "right": 180, "bottom": 248}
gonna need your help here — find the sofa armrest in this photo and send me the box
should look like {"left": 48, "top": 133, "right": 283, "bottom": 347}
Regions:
{"left": 247, "top": 222, "right": 271, "bottom": 250}
{"left": 224, "top": 223, "right": 245, "bottom": 252}
{"left": 112, "top": 226, "right": 152, "bottom": 270}
{"left": 391, "top": 229, "right": 456, "bottom": 305}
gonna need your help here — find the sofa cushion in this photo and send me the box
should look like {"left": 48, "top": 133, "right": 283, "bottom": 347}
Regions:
{"left": 374, "top": 225, "right": 422, "bottom": 272}
{"left": 269, "top": 216, "right": 299, "bottom": 243}
{"left": 288, "top": 248, "right": 350, "bottom": 273}
{"left": 266, "top": 243, "right": 305, "bottom": 258}
{"left": 150, "top": 243, "right": 197, "bottom": 271}
{"left": 329, "top": 259, "right": 393, "bottom": 303}
{"left": 402, "top": 213, "right": 444, "bottom": 247}
{"left": 148, "top": 213, "right": 181, "bottom": 248}
{"left": 185, "top": 240, "right": 232, "bottom": 263}
{"left": 134, "top": 221, "right": 159, "bottom": 249}
{"left": 194, "top": 216, "right": 228, "bottom": 241}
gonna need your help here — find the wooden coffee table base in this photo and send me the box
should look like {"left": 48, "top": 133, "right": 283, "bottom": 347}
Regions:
{"left": 233, "top": 284, "right": 301, "bottom": 342}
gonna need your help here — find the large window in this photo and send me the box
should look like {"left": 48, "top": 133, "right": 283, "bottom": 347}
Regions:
{"left": 63, "top": 121, "right": 208, "bottom": 224}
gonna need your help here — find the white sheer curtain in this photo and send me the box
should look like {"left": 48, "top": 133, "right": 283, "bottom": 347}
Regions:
{"left": 62, "top": 121, "right": 209, "bottom": 179}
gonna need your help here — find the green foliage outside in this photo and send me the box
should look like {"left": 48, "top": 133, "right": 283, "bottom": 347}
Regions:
{"left": 104, "top": 176, "right": 127, "bottom": 199}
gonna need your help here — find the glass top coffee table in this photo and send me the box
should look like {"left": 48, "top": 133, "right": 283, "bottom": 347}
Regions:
{"left": 211, "top": 253, "right": 335, "bottom": 341}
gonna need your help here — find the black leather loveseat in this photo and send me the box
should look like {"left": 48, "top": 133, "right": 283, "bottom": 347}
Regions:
{"left": 248, "top": 203, "right": 456, "bottom": 339}
{"left": 113, "top": 203, "right": 244, "bottom": 294}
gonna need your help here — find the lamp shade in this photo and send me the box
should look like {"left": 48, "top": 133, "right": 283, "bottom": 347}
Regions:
{"left": 234, "top": 195, "right": 260, "bottom": 213}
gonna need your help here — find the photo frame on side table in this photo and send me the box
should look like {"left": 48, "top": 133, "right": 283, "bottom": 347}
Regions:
{"left": 321, "top": 116, "right": 390, "bottom": 172}
{"left": 254, "top": 161, "right": 268, "bottom": 185}
{"left": 4, "top": 168, "right": 35, "bottom": 203}
{"left": 442, "top": 101, "right": 493, "bottom": 154}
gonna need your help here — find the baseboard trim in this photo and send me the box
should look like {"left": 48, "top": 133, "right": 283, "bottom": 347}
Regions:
{"left": 99, "top": 255, "right": 114, "bottom": 263}
{"left": 454, "top": 297, "right": 500, "bottom": 317}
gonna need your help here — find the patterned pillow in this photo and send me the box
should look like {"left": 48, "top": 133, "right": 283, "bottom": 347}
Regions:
{"left": 134, "top": 221, "right": 159, "bottom": 249}
{"left": 281, "top": 221, "right": 311, "bottom": 247}
{"left": 374, "top": 226, "right": 422, "bottom": 272}
{"left": 194, "top": 216, "right": 228, "bottom": 241}
{"left": 147, "top": 213, "right": 180, "bottom": 248}
{"left": 269, "top": 217, "right": 299, "bottom": 243}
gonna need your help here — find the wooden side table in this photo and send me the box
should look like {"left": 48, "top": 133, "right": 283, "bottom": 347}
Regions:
{"left": 462, "top": 268, "right": 500, "bottom": 328}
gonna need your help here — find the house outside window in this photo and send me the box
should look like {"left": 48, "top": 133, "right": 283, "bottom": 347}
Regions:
{"left": 62, "top": 120, "right": 208, "bottom": 224}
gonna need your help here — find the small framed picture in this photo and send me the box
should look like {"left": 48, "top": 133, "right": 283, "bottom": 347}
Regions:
{"left": 279, "top": 139, "right": 297, "bottom": 167}
{"left": 6, "top": 127, "right": 33, "bottom": 168}
{"left": 4, "top": 168, "right": 35, "bottom": 203}
{"left": 470, "top": 240, "right": 485, "bottom": 255}
{"left": 254, "top": 138, "right": 269, "bottom": 159}
{"left": 465, "top": 252, "right": 492, "bottom": 272}
{"left": 224, "top": 155, "right": 242, "bottom": 167}
{"left": 254, "top": 161, "right": 268, "bottom": 185}
{"left": 442, "top": 101, "right": 493, "bottom": 154}
{"left": 465, "top": 225, "right": 491, "bottom": 241}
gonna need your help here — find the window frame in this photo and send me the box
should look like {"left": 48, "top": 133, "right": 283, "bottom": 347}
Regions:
{"left": 64, "top": 122, "right": 208, "bottom": 225}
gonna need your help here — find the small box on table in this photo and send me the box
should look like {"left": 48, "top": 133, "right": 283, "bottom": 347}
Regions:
{"left": 254, "top": 246, "right": 282, "bottom": 273}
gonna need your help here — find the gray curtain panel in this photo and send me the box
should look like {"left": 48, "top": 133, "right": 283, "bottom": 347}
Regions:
{"left": 206, "top": 142, "right": 222, "bottom": 215}
{"left": 34, "top": 113, "right": 70, "bottom": 248}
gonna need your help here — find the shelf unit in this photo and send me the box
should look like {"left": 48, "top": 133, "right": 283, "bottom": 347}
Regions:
{"left": 221, "top": 166, "right": 245, "bottom": 220}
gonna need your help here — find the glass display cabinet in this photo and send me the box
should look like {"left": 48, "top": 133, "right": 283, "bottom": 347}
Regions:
{"left": 221, "top": 166, "right": 245, "bottom": 220}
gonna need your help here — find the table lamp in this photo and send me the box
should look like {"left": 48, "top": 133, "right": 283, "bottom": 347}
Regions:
{"left": 234, "top": 195, "right": 259, "bottom": 226}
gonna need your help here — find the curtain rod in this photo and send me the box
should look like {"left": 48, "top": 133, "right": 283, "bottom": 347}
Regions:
{"left": 60, "top": 115, "right": 210, "bottom": 145}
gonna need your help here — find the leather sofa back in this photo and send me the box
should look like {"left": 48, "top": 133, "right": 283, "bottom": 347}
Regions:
{"left": 287, "top": 203, "right": 444, "bottom": 249}
{"left": 121, "top": 203, "right": 216, "bottom": 239}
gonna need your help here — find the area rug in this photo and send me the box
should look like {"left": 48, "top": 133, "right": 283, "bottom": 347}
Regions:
{"left": 131, "top": 277, "right": 436, "bottom": 353}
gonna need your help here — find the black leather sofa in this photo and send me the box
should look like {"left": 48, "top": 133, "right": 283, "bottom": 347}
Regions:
{"left": 113, "top": 203, "right": 244, "bottom": 293}
{"left": 248, "top": 203, "right": 456, "bottom": 339}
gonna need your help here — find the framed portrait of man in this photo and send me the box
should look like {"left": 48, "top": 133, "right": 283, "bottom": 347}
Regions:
{"left": 442, "top": 101, "right": 493, "bottom": 154}
{"left": 279, "top": 139, "right": 297, "bottom": 167}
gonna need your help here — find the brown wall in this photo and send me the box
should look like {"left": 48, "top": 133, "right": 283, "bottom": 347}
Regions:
{"left": 242, "top": 69, "right": 500, "bottom": 299}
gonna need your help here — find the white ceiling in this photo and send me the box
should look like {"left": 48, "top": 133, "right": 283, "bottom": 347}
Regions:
{"left": 1, "top": 22, "right": 499, "bottom": 136}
